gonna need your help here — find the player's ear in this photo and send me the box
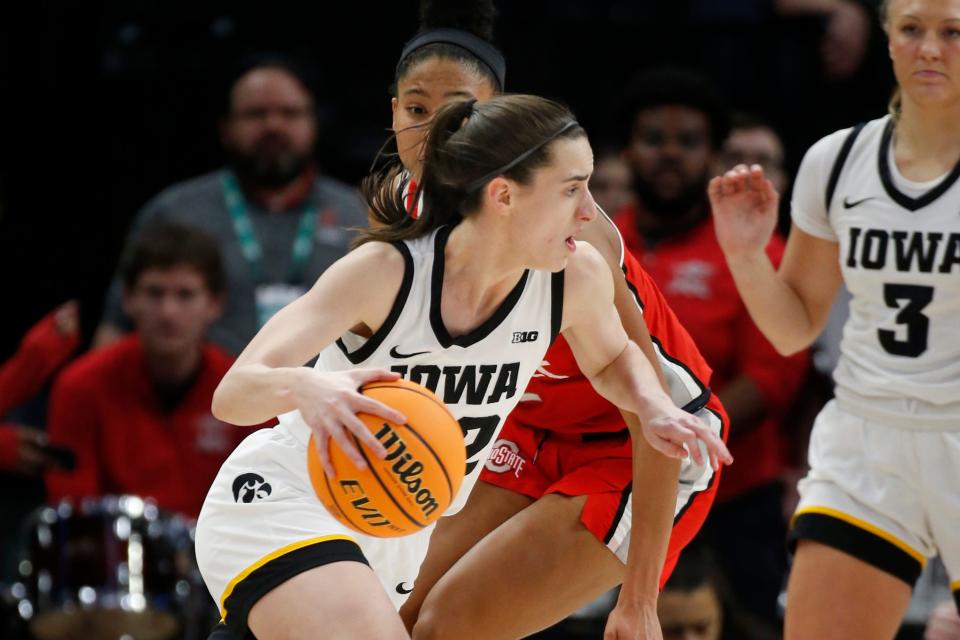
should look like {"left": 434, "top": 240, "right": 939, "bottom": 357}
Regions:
{"left": 486, "top": 176, "right": 512, "bottom": 213}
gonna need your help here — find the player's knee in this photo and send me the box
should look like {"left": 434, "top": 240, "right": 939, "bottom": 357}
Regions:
{"left": 410, "top": 598, "right": 459, "bottom": 640}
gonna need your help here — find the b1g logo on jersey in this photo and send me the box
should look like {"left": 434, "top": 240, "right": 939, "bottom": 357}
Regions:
{"left": 512, "top": 330, "right": 539, "bottom": 344}
{"left": 485, "top": 439, "right": 526, "bottom": 478}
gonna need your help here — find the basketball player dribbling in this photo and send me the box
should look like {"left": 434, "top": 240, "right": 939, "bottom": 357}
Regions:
{"left": 194, "top": 95, "right": 731, "bottom": 640}
{"left": 384, "top": 4, "right": 730, "bottom": 640}
{"left": 709, "top": 0, "right": 960, "bottom": 637}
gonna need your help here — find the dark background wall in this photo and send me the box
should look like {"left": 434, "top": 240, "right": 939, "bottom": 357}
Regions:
{"left": 0, "top": 0, "right": 893, "bottom": 356}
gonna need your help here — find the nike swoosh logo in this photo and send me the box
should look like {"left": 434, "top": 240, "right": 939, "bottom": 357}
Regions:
{"left": 389, "top": 346, "right": 431, "bottom": 359}
{"left": 842, "top": 196, "right": 876, "bottom": 209}
{"left": 396, "top": 582, "right": 413, "bottom": 594}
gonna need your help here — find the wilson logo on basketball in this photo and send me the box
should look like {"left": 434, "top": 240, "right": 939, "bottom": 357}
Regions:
{"left": 375, "top": 423, "right": 441, "bottom": 518}
{"left": 307, "top": 379, "right": 465, "bottom": 538}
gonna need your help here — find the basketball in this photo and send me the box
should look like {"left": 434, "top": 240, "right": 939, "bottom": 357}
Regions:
{"left": 306, "top": 379, "right": 466, "bottom": 537}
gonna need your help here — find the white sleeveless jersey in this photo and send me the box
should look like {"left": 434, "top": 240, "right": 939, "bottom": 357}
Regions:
{"left": 316, "top": 226, "right": 563, "bottom": 511}
{"left": 792, "top": 115, "right": 960, "bottom": 429}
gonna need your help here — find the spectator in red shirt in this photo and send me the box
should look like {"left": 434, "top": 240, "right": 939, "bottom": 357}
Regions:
{"left": 46, "top": 222, "right": 258, "bottom": 518}
{"left": 613, "top": 67, "right": 809, "bottom": 634}
{"left": 0, "top": 301, "right": 80, "bottom": 475}
{"left": 0, "top": 301, "right": 80, "bottom": 582}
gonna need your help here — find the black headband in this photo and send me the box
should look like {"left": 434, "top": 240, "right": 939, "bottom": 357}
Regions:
{"left": 465, "top": 120, "right": 580, "bottom": 194}
{"left": 397, "top": 28, "right": 506, "bottom": 90}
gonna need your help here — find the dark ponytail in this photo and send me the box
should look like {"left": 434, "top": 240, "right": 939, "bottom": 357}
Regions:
{"left": 358, "top": 94, "right": 585, "bottom": 246}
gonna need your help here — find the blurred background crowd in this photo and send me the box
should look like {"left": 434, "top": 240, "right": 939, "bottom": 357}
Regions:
{"left": 0, "top": 1, "right": 956, "bottom": 639}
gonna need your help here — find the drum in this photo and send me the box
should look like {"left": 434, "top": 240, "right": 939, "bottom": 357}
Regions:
{"left": 14, "top": 496, "right": 213, "bottom": 640}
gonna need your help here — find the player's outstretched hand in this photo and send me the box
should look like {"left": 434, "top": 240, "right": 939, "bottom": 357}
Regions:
{"left": 604, "top": 600, "right": 662, "bottom": 640}
{"left": 641, "top": 407, "right": 732, "bottom": 471}
{"left": 708, "top": 164, "right": 780, "bottom": 262}
{"left": 297, "top": 368, "right": 407, "bottom": 478}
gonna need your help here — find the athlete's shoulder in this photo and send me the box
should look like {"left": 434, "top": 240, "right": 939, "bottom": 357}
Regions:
{"left": 802, "top": 115, "right": 889, "bottom": 171}
{"left": 566, "top": 241, "right": 609, "bottom": 280}
{"left": 579, "top": 209, "right": 624, "bottom": 268}
{"left": 328, "top": 241, "right": 410, "bottom": 294}
{"left": 561, "top": 242, "right": 613, "bottom": 328}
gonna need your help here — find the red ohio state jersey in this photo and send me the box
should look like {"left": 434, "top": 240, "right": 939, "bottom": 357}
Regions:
{"left": 513, "top": 228, "right": 721, "bottom": 435}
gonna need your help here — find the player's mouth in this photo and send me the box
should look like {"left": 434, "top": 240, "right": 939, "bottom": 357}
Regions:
{"left": 565, "top": 227, "right": 582, "bottom": 252}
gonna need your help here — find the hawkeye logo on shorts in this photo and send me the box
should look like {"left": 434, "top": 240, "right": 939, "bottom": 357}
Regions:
{"left": 485, "top": 439, "right": 526, "bottom": 478}
{"left": 232, "top": 473, "right": 273, "bottom": 503}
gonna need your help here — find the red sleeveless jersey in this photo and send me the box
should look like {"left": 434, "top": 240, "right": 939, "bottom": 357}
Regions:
{"left": 512, "top": 236, "right": 721, "bottom": 435}
{"left": 400, "top": 186, "right": 722, "bottom": 435}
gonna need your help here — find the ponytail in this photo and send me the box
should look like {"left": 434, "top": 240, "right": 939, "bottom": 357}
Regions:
{"left": 357, "top": 94, "right": 585, "bottom": 247}
{"left": 358, "top": 99, "right": 477, "bottom": 245}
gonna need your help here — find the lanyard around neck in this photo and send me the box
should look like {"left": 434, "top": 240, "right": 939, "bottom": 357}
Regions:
{"left": 221, "top": 171, "right": 318, "bottom": 284}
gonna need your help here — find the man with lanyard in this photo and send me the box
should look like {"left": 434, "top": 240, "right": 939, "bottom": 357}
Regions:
{"left": 95, "top": 52, "right": 367, "bottom": 355}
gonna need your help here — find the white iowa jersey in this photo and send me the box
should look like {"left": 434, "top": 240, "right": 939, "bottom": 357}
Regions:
{"left": 792, "top": 115, "right": 960, "bottom": 429}
{"left": 317, "top": 226, "right": 563, "bottom": 511}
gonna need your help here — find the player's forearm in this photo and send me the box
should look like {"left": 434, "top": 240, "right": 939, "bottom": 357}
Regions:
{"left": 589, "top": 341, "right": 675, "bottom": 424}
{"left": 619, "top": 412, "right": 680, "bottom": 605}
{"left": 725, "top": 254, "right": 819, "bottom": 356}
{"left": 212, "top": 364, "right": 307, "bottom": 425}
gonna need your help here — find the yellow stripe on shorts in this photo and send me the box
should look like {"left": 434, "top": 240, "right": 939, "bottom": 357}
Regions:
{"left": 219, "top": 534, "right": 356, "bottom": 619}
{"left": 792, "top": 506, "right": 926, "bottom": 566}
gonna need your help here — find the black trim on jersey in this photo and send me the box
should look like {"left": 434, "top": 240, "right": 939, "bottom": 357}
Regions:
{"left": 597, "top": 204, "right": 647, "bottom": 312}
{"left": 954, "top": 587, "right": 960, "bottom": 613}
{"left": 673, "top": 405, "right": 724, "bottom": 525}
{"left": 789, "top": 512, "right": 922, "bottom": 586}
{"left": 336, "top": 241, "right": 415, "bottom": 364}
{"left": 825, "top": 122, "right": 867, "bottom": 214}
{"left": 603, "top": 481, "right": 633, "bottom": 544}
{"left": 221, "top": 539, "right": 368, "bottom": 636}
{"left": 878, "top": 118, "right": 960, "bottom": 212}
{"left": 550, "top": 271, "right": 564, "bottom": 344}
{"left": 649, "top": 335, "right": 709, "bottom": 398}
{"left": 618, "top": 254, "right": 710, "bottom": 401}
{"left": 680, "top": 387, "right": 712, "bottom": 415}
{"left": 582, "top": 428, "right": 629, "bottom": 442}
{"left": 622, "top": 264, "right": 646, "bottom": 312}
{"left": 429, "top": 225, "right": 531, "bottom": 348}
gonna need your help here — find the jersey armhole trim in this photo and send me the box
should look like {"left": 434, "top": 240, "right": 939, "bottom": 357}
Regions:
{"left": 335, "top": 241, "right": 415, "bottom": 364}
{"left": 825, "top": 122, "right": 867, "bottom": 215}
{"left": 550, "top": 270, "right": 565, "bottom": 344}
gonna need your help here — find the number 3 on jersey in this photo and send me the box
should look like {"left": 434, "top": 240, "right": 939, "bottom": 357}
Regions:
{"left": 459, "top": 416, "right": 501, "bottom": 474}
{"left": 879, "top": 283, "right": 933, "bottom": 358}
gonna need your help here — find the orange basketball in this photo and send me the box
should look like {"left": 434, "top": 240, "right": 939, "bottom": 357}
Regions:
{"left": 307, "top": 379, "right": 465, "bottom": 537}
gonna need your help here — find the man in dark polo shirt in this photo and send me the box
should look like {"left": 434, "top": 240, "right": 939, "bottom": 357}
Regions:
{"left": 96, "top": 53, "right": 366, "bottom": 355}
